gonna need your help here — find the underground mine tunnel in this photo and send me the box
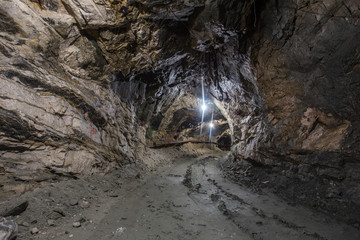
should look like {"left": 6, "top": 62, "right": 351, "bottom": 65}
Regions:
{"left": 0, "top": 0, "right": 360, "bottom": 239}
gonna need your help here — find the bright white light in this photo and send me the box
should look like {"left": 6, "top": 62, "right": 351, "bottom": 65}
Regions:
{"left": 209, "top": 122, "right": 214, "bottom": 128}
{"left": 201, "top": 104, "right": 207, "bottom": 111}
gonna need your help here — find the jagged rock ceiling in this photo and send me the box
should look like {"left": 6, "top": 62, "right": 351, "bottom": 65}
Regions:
{"left": 0, "top": 0, "right": 359, "bottom": 224}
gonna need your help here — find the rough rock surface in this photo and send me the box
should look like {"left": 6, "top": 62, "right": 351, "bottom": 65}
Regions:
{"left": 0, "top": 0, "right": 141, "bottom": 197}
{"left": 0, "top": 0, "right": 204, "bottom": 197}
{"left": 239, "top": 0, "right": 360, "bottom": 223}
{"left": 0, "top": 217, "right": 18, "bottom": 240}
{"left": 0, "top": 0, "right": 359, "bottom": 226}
{"left": 146, "top": 94, "right": 229, "bottom": 146}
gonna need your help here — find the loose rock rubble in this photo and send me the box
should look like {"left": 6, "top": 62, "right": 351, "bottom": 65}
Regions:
{"left": 0, "top": 218, "right": 17, "bottom": 240}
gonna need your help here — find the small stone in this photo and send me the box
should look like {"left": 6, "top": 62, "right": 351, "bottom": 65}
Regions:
{"left": 80, "top": 199, "right": 90, "bottom": 209}
{"left": 21, "top": 221, "right": 30, "bottom": 227}
{"left": 2, "top": 201, "right": 29, "bottom": 217}
{"left": 48, "top": 219, "right": 55, "bottom": 226}
{"left": 72, "top": 222, "right": 81, "bottom": 228}
{"left": 69, "top": 234, "right": 74, "bottom": 238}
{"left": 30, "top": 227, "right": 39, "bottom": 234}
{"left": 70, "top": 199, "right": 78, "bottom": 206}
{"left": 0, "top": 218, "right": 17, "bottom": 239}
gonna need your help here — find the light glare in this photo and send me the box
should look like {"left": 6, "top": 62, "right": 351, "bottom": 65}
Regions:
{"left": 209, "top": 123, "right": 214, "bottom": 128}
{"left": 201, "top": 104, "right": 207, "bottom": 111}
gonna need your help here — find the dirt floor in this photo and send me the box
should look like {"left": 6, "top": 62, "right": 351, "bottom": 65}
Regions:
{"left": 1, "top": 145, "right": 360, "bottom": 239}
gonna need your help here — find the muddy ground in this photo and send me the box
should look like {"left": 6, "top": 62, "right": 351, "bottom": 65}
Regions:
{"left": 222, "top": 155, "right": 360, "bottom": 227}
{"left": 1, "top": 145, "right": 360, "bottom": 239}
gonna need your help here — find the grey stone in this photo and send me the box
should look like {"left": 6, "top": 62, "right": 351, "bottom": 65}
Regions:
{"left": 20, "top": 221, "right": 30, "bottom": 227}
{"left": 70, "top": 199, "right": 78, "bottom": 206}
{"left": 47, "top": 219, "right": 55, "bottom": 226}
{"left": 80, "top": 200, "right": 90, "bottom": 209}
{"left": 30, "top": 227, "right": 39, "bottom": 234}
{"left": 0, "top": 218, "right": 18, "bottom": 240}
{"left": 1, "top": 201, "right": 29, "bottom": 217}
{"left": 72, "top": 222, "right": 81, "bottom": 228}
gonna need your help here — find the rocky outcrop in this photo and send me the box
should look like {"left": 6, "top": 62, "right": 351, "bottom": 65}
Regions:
{"left": 0, "top": 0, "right": 209, "bottom": 197}
{"left": 0, "top": 217, "right": 17, "bottom": 240}
{"left": 0, "top": 0, "right": 160, "bottom": 196}
{"left": 222, "top": 0, "right": 360, "bottom": 223}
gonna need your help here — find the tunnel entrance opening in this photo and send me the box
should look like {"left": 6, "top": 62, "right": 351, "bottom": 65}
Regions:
{"left": 145, "top": 94, "right": 231, "bottom": 151}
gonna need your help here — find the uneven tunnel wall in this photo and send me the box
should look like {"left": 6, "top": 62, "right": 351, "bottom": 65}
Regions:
{"left": 0, "top": 0, "right": 359, "bottom": 224}
{"left": 144, "top": 94, "right": 231, "bottom": 149}
{"left": 223, "top": 0, "right": 360, "bottom": 223}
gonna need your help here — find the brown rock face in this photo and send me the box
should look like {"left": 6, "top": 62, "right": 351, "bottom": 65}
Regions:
{"left": 0, "top": 0, "right": 208, "bottom": 196}
{"left": 0, "top": 0, "right": 158, "bottom": 196}
{"left": 297, "top": 108, "right": 350, "bottom": 151}
{"left": 228, "top": 0, "right": 360, "bottom": 222}
{"left": 0, "top": 0, "right": 359, "bottom": 223}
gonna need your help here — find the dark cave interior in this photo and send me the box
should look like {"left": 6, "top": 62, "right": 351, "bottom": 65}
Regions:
{"left": 0, "top": 0, "right": 359, "bottom": 239}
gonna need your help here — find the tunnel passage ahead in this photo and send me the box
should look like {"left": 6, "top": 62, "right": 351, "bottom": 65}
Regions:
{"left": 146, "top": 94, "right": 232, "bottom": 151}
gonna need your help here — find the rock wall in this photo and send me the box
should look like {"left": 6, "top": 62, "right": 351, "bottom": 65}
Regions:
{"left": 1, "top": 0, "right": 359, "bottom": 222}
{"left": 0, "top": 0, "right": 211, "bottom": 196}
{"left": 253, "top": 0, "right": 360, "bottom": 157}
{"left": 0, "top": 0, "right": 160, "bottom": 195}
{"left": 223, "top": 0, "right": 360, "bottom": 222}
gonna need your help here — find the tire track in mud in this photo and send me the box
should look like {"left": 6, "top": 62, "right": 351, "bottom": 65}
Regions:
{"left": 183, "top": 157, "right": 329, "bottom": 240}
{"left": 82, "top": 154, "right": 358, "bottom": 240}
{"left": 208, "top": 178, "right": 328, "bottom": 240}
{"left": 181, "top": 158, "right": 257, "bottom": 239}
